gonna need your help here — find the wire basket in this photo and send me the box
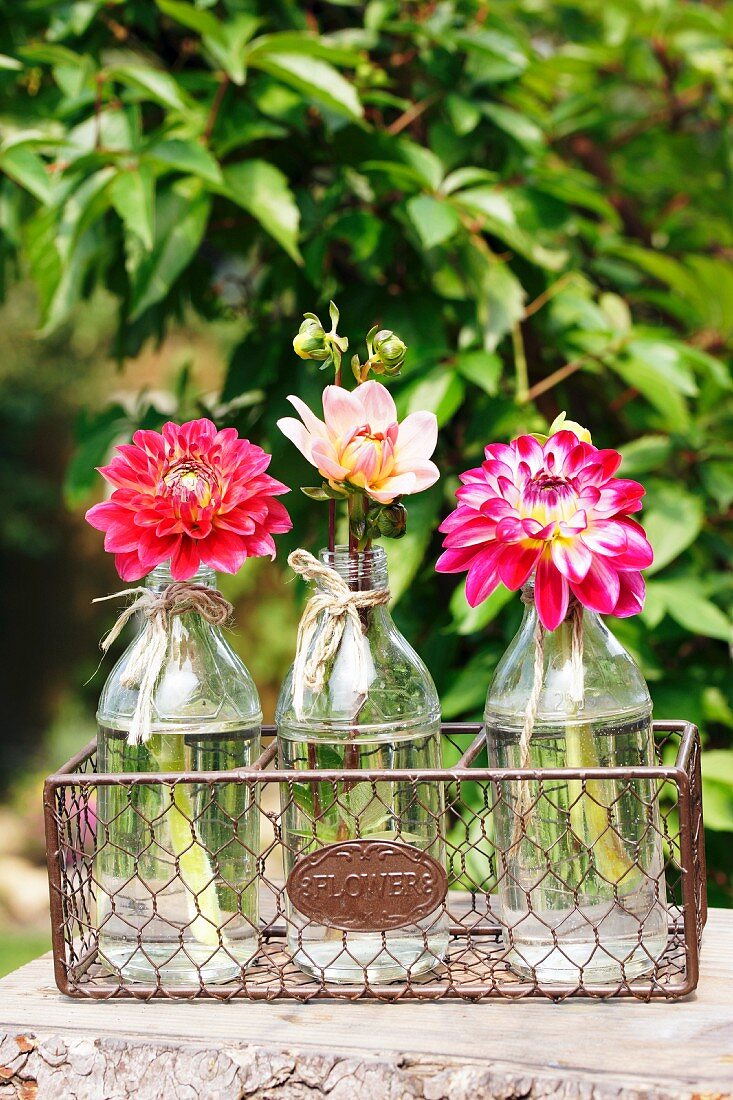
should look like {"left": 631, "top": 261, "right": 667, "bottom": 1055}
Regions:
{"left": 44, "top": 721, "right": 706, "bottom": 1002}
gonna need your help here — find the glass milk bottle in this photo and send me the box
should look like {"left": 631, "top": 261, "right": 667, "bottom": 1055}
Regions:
{"left": 485, "top": 581, "right": 668, "bottom": 984}
{"left": 276, "top": 546, "right": 449, "bottom": 983}
{"left": 96, "top": 563, "right": 261, "bottom": 985}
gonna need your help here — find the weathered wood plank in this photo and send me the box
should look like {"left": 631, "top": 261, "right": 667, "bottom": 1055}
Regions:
{"left": 0, "top": 910, "right": 731, "bottom": 1099}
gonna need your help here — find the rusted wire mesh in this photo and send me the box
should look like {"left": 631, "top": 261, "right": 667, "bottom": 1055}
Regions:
{"left": 44, "top": 722, "right": 705, "bottom": 1001}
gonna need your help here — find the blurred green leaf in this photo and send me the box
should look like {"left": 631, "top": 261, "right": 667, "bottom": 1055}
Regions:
{"left": 450, "top": 581, "right": 514, "bottom": 635}
{"left": 108, "top": 65, "right": 189, "bottom": 111}
{"left": 110, "top": 165, "right": 155, "bottom": 251}
{"left": 0, "top": 146, "right": 54, "bottom": 204}
{"left": 617, "top": 435, "right": 673, "bottom": 476}
{"left": 144, "top": 140, "right": 223, "bottom": 186}
{"left": 130, "top": 179, "right": 210, "bottom": 319}
{"left": 248, "top": 49, "right": 362, "bottom": 120}
{"left": 384, "top": 486, "right": 441, "bottom": 604}
{"left": 221, "top": 160, "right": 301, "bottom": 263}
{"left": 406, "top": 194, "right": 460, "bottom": 250}
{"left": 483, "top": 103, "right": 544, "bottom": 150}
{"left": 398, "top": 369, "right": 465, "bottom": 427}
{"left": 454, "top": 349, "right": 503, "bottom": 396}
{"left": 643, "top": 486, "right": 704, "bottom": 574}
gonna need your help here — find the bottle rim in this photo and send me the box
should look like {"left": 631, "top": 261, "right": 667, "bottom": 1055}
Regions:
{"left": 319, "top": 545, "right": 388, "bottom": 590}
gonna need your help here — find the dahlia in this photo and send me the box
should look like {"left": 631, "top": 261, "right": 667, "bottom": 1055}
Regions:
{"left": 277, "top": 380, "right": 439, "bottom": 505}
{"left": 86, "top": 418, "right": 291, "bottom": 580}
{"left": 436, "top": 429, "right": 653, "bottom": 630}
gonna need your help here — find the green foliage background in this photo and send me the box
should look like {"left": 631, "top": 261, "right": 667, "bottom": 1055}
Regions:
{"left": 1, "top": 0, "right": 732, "bottom": 901}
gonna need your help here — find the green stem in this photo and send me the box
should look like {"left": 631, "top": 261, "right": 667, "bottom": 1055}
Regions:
{"left": 512, "top": 321, "right": 529, "bottom": 404}
{"left": 154, "top": 735, "right": 225, "bottom": 948}
{"left": 561, "top": 618, "right": 639, "bottom": 889}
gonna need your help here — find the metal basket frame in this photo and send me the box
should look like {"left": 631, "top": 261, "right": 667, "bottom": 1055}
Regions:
{"left": 44, "top": 721, "right": 706, "bottom": 1002}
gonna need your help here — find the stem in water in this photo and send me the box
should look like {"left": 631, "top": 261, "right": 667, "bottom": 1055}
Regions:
{"left": 155, "top": 735, "right": 225, "bottom": 948}
{"left": 563, "top": 607, "right": 639, "bottom": 888}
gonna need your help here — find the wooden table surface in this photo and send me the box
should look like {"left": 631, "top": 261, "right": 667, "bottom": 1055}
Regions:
{"left": 1, "top": 909, "right": 732, "bottom": 1100}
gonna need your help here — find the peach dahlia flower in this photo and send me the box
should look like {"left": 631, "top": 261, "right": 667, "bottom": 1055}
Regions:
{"left": 277, "top": 380, "right": 439, "bottom": 505}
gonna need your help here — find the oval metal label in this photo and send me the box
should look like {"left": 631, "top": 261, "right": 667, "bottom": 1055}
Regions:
{"left": 286, "top": 839, "right": 447, "bottom": 932}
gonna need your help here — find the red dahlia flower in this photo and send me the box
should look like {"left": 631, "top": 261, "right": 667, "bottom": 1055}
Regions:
{"left": 436, "top": 430, "right": 653, "bottom": 630}
{"left": 86, "top": 418, "right": 291, "bottom": 581}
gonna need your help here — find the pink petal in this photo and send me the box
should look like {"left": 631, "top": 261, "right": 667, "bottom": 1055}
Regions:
{"left": 442, "top": 516, "right": 497, "bottom": 547}
{"left": 170, "top": 536, "right": 201, "bottom": 580}
{"left": 214, "top": 507, "right": 256, "bottom": 535}
{"left": 115, "top": 551, "right": 147, "bottom": 581}
{"left": 436, "top": 544, "right": 485, "bottom": 573}
{"left": 562, "top": 442, "right": 596, "bottom": 477}
{"left": 455, "top": 484, "right": 493, "bottom": 509}
{"left": 594, "top": 479, "right": 645, "bottom": 517}
{"left": 543, "top": 430, "right": 580, "bottom": 474}
{"left": 569, "top": 556, "right": 621, "bottom": 615}
{"left": 137, "top": 530, "right": 179, "bottom": 569}
{"left": 400, "top": 459, "right": 440, "bottom": 492}
{"left": 349, "top": 440, "right": 381, "bottom": 484}
{"left": 311, "top": 439, "right": 351, "bottom": 481}
{"left": 550, "top": 537, "right": 593, "bottom": 582}
{"left": 395, "top": 411, "right": 438, "bottom": 463}
{"left": 368, "top": 472, "right": 417, "bottom": 503}
{"left": 86, "top": 500, "right": 123, "bottom": 531}
{"left": 514, "top": 434, "right": 544, "bottom": 471}
{"left": 465, "top": 544, "right": 504, "bottom": 605}
{"left": 439, "top": 505, "right": 474, "bottom": 534}
{"left": 286, "top": 395, "right": 330, "bottom": 442}
{"left": 322, "top": 386, "right": 365, "bottom": 439}
{"left": 132, "top": 428, "right": 166, "bottom": 458}
{"left": 103, "top": 523, "right": 141, "bottom": 554}
{"left": 535, "top": 553, "right": 569, "bottom": 630}
{"left": 614, "top": 519, "right": 654, "bottom": 570}
{"left": 200, "top": 528, "right": 248, "bottom": 572}
{"left": 580, "top": 522, "right": 628, "bottom": 556}
{"left": 612, "top": 571, "right": 646, "bottom": 617}
{"left": 263, "top": 499, "right": 293, "bottom": 534}
{"left": 358, "top": 380, "right": 398, "bottom": 433}
{"left": 497, "top": 542, "right": 542, "bottom": 589}
{"left": 276, "top": 417, "right": 315, "bottom": 463}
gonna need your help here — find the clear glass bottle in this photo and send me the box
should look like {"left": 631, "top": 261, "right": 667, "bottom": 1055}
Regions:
{"left": 276, "top": 545, "right": 449, "bottom": 983}
{"left": 485, "top": 582, "right": 668, "bottom": 984}
{"left": 95, "top": 563, "right": 262, "bottom": 985}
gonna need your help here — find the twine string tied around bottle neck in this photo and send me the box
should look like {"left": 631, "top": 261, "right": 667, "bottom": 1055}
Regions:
{"left": 95, "top": 581, "right": 233, "bottom": 746}
{"left": 288, "top": 549, "right": 390, "bottom": 721}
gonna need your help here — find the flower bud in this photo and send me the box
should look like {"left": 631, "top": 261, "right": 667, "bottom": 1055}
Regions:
{"left": 370, "top": 328, "right": 407, "bottom": 376}
{"left": 548, "top": 411, "right": 592, "bottom": 444}
{"left": 293, "top": 313, "right": 329, "bottom": 361}
{"left": 376, "top": 502, "right": 407, "bottom": 539}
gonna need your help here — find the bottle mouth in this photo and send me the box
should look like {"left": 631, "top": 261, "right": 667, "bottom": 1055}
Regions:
{"left": 319, "top": 545, "right": 388, "bottom": 591}
{"left": 146, "top": 561, "right": 217, "bottom": 589}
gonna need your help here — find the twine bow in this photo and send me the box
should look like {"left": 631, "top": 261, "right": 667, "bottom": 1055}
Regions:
{"left": 95, "top": 581, "right": 233, "bottom": 745}
{"left": 288, "top": 548, "right": 390, "bottom": 721}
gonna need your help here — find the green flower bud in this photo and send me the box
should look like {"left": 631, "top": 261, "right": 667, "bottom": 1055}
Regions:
{"left": 293, "top": 313, "right": 329, "bottom": 361}
{"left": 376, "top": 502, "right": 407, "bottom": 539}
{"left": 548, "top": 411, "right": 592, "bottom": 444}
{"left": 370, "top": 328, "right": 407, "bottom": 376}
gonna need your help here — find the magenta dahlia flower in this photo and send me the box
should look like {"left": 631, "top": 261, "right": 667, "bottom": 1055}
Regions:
{"left": 436, "top": 429, "right": 653, "bottom": 630}
{"left": 86, "top": 418, "right": 292, "bottom": 581}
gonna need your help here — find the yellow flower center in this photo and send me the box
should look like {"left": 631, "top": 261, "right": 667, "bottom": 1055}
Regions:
{"left": 163, "top": 461, "right": 215, "bottom": 507}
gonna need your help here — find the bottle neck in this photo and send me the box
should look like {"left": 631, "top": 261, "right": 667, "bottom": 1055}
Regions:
{"left": 145, "top": 562, "right": 218, "bottom": 594}
{"left": 319, "top": 545, "right": 388, "bottom": 593}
